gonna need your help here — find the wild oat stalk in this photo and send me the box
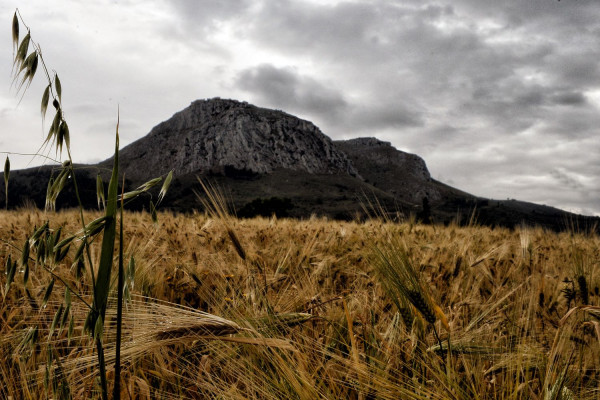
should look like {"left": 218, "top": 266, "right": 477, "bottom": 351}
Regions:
{"left": 6, "top": 11, "right": 172, "bottom": 400}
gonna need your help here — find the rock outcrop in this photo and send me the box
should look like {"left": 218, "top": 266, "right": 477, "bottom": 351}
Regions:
{"left": 113, "top": 98, "right": 358, "bottom": 182}
{"left": 334, "top": 137, "right": 441, "bottom": 204}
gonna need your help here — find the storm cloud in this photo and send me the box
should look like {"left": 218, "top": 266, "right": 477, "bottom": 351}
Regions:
{"left": 235, "top": 64, "right": 348, "bottom": 120}
{"left": 1, "top": 0, "right": 599, "bottom": 215}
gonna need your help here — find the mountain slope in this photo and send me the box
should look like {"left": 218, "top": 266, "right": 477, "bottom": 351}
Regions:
{"left": 334, "top": 137, "right": 442, "bottom": 204}
{"left": 105, "top": 98, "right": 358, "bottom": 183}
{"left": 1, "top": 98, "right": 598, "bottom": 232}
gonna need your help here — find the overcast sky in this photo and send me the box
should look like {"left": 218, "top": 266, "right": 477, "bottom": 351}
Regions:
{"left": 1, "top": 0, "right": 599, "bottom": 216}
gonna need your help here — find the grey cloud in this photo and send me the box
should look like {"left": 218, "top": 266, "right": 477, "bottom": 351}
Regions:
{"left": 427, "top": 157, "right": 598, "bottom": 216}
{"left": 514, "top": 89, "right": 587, "bottom": 107}
{"left": 165, "top": 0, "right": 252, "bottom": 30}
{"left": 457, "top": 0, "right": 600, "bottom": 29}
{"left": 540, "top": 107, "right": 600, "bottom": 139}
{"left": 348, "top": 103, "right": 423, "bottom": 132}
{"left": 248, "top": 0, "right": 413, "bottom": 61}
{"left": 156, "top": 0, "right": 253, "bottom": 58}
{"left": 456, "top": 1, "right": 600, "bottom": 86}
{"left": 3, "top": 0, "right": 600, "bottom": 215}
{"left": 551, "top": 91, "right": 587, "bottom": 106}
{"left": 549, "top": 56, "right": 600, "bottom": 88}
{"left": 235, "top": 63, "right": 424, "bottom": 135}
{"left": 426, "top": 130, "right": 600, "bottom": 215}
{"left": 550, "top": 168, "right": 585, "bottom": 191}
{"left": 420, "top": 4, "right": 455, "bottom": 20}
{"left": 235, "top": 64, "right": 348, "bottom": 120}
{"left": 516, "top": 90, "right": 545, "bottom": 107}
{"left": 248, "top": 0, "right": 589, "bottom": 137}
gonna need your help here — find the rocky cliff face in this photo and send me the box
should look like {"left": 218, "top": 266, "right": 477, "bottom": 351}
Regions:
{"left": 334, "top": 137, "right": 441, "bottom": 203}
{"left": 337, "top": 138, "right": 431, "bottom": 180}
{"left": 114, "top": 98, "right": 358, "bottom": 182}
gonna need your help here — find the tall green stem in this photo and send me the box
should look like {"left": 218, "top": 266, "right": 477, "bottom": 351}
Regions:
{"left": 113, "top": 181, "right": 125, "bottom": 400}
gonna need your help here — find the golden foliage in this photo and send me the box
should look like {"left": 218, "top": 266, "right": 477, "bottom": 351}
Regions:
{"left": 1, "top": 209, "right": 599, "bottom": 398}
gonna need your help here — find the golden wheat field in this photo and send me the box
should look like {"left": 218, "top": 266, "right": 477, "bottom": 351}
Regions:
{"left": 1, "top": 208, "right": 599, "bottom": 399}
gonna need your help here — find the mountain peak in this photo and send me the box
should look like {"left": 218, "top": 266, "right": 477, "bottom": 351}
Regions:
{"left": 342, "top": 137, "right": 392, "bottom": 147}
{"left": 116, "top": 97, "right": 358, "bottom": 181}
{"left": 335, "top": 137, "right": 438, "bottom": 203}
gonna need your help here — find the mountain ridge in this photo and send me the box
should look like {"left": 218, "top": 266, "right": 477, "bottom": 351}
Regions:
{"left": 1, "top": 98, "right": 598, "bottom": 232}
{"left": 105, "top": 98, "right": 358, "bottom": 182}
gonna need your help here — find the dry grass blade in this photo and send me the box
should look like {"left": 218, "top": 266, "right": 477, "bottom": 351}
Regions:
{"left": 591, "top": 321, "right": 600, "bottom": 346}
{"left": 12, "top": 12, "right": 19, "bottom": 52}
{"left": 484, "top": 341, "right": 546, "bottom": 376}
{"left": 559, "top": 305, "right": 600, "bottom": 326}
{"left": 3, "top": 256, "right": 17, "bottom": 296}
{"left": 14, "top": 32, "right": 30, "bottom": 70}
{"left": 157, "top": 169, "right": 173, "bottom": 206}
{"left": 24, "top": 295, "right": 297, "bottom": 385}
{"left": 41, "top": 84, "right": 50, "bottom": 119}
{"left": 428, "top": 339, "right": 503, "bottom": 355}
{"left": 155, "top": 320, "right": 240, "bottom": 340}
{"left": 3, "top": 156, "right": 9, "bottom": 186}
{"left": 194, "top": 335, "right": 295, "bottom": 350}
{"left": 45, "top": 165, "right": 70, "bottom": 211}
{"left": 58, "top": 121, "right": 70, "bottom": 153}
{"left": 3, "top": 156, "right": 9, "bottom": 210}
{"left": 195, "top": 178, "right": 232, "bottom": 221}
{"left": 195, "top": 178, "right": 248, "bottom": 262}
{"left": 15, "top": 50, "right": 38, "bottom": 93}
{"left": 55, "top": 74, "right": 62, "bottom": 103}
{"left": 249, "top": 313, "right": 313, "bottom": 332}
{"left": 465, "top": 282, "right": 525, "bottom": 332}
{"left": 96, "top": 174, "right": 105, "bottom": 210}
{"left": 372, "top": 236, "right": 437, "bottom": 325}
{"left": 118, "top": 177, "right": 162, "bottom": 202}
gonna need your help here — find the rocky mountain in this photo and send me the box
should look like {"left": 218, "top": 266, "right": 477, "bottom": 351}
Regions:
{"left": 1, "top": 98, "right": 598, "bottom": 232}
{"left": 106, "top": 98, "right": 358, "bottom": 182}
{"left": 334, "top": 137, "right": 440, "bottom": 204}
